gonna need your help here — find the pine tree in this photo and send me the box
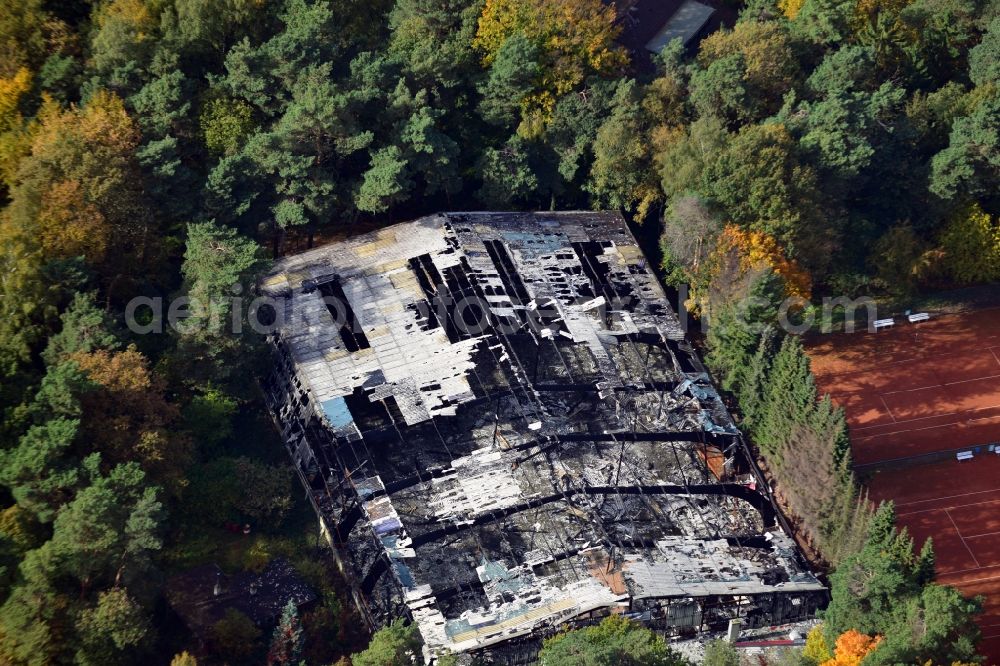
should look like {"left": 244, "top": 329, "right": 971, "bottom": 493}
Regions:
{"left": 915, "top": 536, "right": 935, "bottom": 586}
{"left": 821, "top": 463, "right": 872, "bottom": 565}
{"left": 756, "top": 334, "right": 816, "bottom": 459}
{"left": 388, "top": 0, "right": 481, "bottom": 91}
{"left": 355, "top": 145, "right": 411, "bottom": 214}
{"left": 706, "top": 270, "right": 785, "bottom": 393}
{"left": 0, "top": 418, "right": 81, "bottom": 522}
{"left": 351, "top": 619, "right": 422, "bottom": 666}
{"left": 735, "top": 325, "right": 779, "bottom": 435}
{"left": 42, "top": 292, "right": 120, "bottom": 367}
{"left": 822, "top": 500, "right": 981, "bottom": 665}
{"left": 178, "top": 221, "right": 266, "bottom": 394}
{"left": 864, "top": 499, "right": 897, "bottom": 550}
{"left": 776, "top": 420, "right": 848, "bottom": 554}
{"left": 535, "top": 616, "right": 689, "bottom": 666}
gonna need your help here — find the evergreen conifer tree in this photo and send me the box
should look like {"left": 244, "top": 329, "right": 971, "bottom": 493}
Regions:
{"left": 267, "top": 600, "right": 304, "bottom": 666}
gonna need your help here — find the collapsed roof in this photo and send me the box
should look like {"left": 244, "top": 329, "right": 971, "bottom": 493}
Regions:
{"left": 260, "top": 212, "right": 824, "bottom": 660}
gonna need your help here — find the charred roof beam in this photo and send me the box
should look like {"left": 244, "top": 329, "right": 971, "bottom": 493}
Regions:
{"left": 408, "top": 483, "right": 775, "bottom": 548}
{"left": 531, "top": 381, "right": 680, "bottom": 392}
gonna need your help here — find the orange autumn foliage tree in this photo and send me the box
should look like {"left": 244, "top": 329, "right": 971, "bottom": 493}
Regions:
{"left": 70, "top": 346, "right": 191, "bottom": 491}
{"left": 19, "top": 95, "right": 121, "bottom": 263}
{"left": 37, "top": 179, "right": 109, "bottom": 261}
{"left": 821, "top": 630, "right": 882, "bottom": 666}
{"left": 7, "top": 91, "right": 159, "bottom": 295}
{"left": 711, "top": 223, "right": 812, "bottom": 302}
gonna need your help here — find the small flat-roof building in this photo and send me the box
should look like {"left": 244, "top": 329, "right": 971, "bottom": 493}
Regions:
{"left": 614, "top": 0, "right": 735, "bottom": 70}
{"left": 643, "top": 0, "right": 718, "bottom": 51}
{"left": 260, "top": 212, "right": 824, "bottom": 663}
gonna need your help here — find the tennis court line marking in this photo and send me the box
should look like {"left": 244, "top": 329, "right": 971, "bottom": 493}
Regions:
{"left": 815, "top": 342, "right": 1000, "bottom": 379}
{"left": 821, "top": 364, "right": 1000, "bottom": 396}
{"left": 938, "top": 570, "right": 1000, "bottom": 588}
{"left": 881, "top": 371, "right": 1000, "bottom": 396}
{"left": 854, "top": 417, "right": 1000, "bottom": 445}
{"left": 854, "top": 403, "right": 1000, "bottom": 430}
{"left": 857, "top": 416, "right": 1000, "bottom": 441}
{"left": 896, "top": 487, "right": 1000, "bottom": 509}
{"left": 933, "top": 563, "right": 992, "bottom": 577}
{"left": 946, "top": 509, "right": 981, "bottom": 568}
{"left": 853, "top": 407, "right": 1000, "bottom": 436}
{"left": 879, "top": 395, "right": 897, "bottom": 423}
{"left": 993, "top": 347, "right": 1000, "bottom": 368}
{"left": 899, "top": 497, "right": 1000, "bottom": 517}
{"left": 827, "top": 369, "right": 1000, "bottom": 404}
{"left": 964, "top": 528, "right": 1000, "bottom": 540}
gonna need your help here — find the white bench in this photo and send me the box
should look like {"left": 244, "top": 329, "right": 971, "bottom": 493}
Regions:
{"left": 908, "top": 312, "right": 930, "bottom": 323}
{"left": 957, "top": 451, "right": 974, "bottom": 461}
{"left": 874, "top": 318, "right": 895, "bottom": 330}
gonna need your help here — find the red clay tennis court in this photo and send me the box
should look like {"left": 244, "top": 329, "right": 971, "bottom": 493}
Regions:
{"left": 809, "top": 307, "right": 1000, "bottom": 663}
{"left": 869, "top": 458, "right": 1000, "bottom": 662}
{"left": 810, "top": 307, "right": 1000, "bottom": 467}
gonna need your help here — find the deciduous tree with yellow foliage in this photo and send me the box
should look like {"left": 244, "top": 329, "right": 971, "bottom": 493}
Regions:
{"left": 937, "top": 202, "right": 1000, "bottom": 285}
{"left": 473, "top": 0, "right": 626, "bottom": 125}
{"left": 804, "top": 625, "right": 832, "bottom": 664}
{"left": 6, "top": 91, "right": 160, "bottom": 297}
{"left": 0, "top": 67, "right": 33, "bottom": 189}
{"left": 0, "top": 69, "right": 31, "bottom": 134}
{"left": 779, "top": 0, "right": 805, "bottom": 19}
{"left": 0, "top": 0, "right": 48, "bottom": 77}
{"left": 90, "top": 0, "right": 159, "bottom": 78}
{"left": 697, "top": 21, "right": 801, "bottom": 123}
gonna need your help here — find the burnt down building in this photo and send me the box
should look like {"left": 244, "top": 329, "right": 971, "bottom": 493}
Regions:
{"left": 260, "top": 212, "right": 825, "bottom": 662}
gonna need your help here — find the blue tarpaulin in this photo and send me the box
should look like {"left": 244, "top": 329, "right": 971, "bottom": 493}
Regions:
{"left": 321, "top": 397, "right": 354, "bottom": 429}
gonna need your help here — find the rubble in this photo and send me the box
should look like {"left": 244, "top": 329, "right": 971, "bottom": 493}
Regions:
{"left": 261, "top": 212, "right": 825, "bottom": 663}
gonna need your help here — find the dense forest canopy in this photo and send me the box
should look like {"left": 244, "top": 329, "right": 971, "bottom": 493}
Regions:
{"left": 0, "top": 0, "right": 997, "bottom": 662}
